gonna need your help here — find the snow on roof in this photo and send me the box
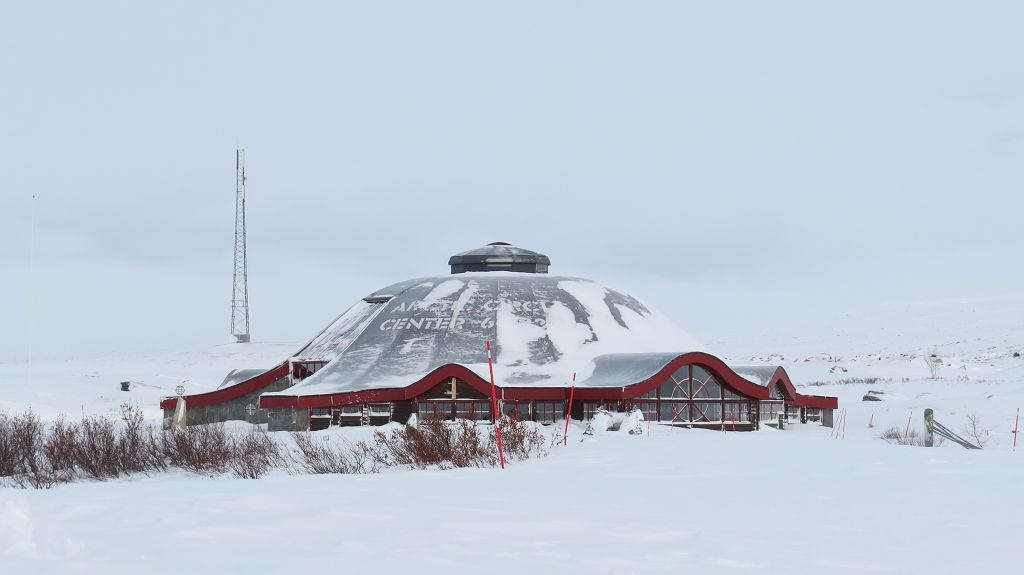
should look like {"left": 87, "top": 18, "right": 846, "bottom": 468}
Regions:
{"left": 729, "top": 365, "right": 780, "bottom": 387}
{"left": 267, "top": 274, "right": 706, "bottom": 396}
{"left": 217, "top": 368, "right": 269, "bottom": 390}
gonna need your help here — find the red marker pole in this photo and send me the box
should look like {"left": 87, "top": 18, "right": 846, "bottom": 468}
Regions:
{"left": 563, "top": 372, "right": 576, "bottom": 445}
{"left": 1013, "top": 408, "right": 1019, "bottom": 452}
{"left": 485, "top": 341, "right": 505, "bottom": 470}
{"left": 903, "top": 411, "right": 913, "bottom": 445}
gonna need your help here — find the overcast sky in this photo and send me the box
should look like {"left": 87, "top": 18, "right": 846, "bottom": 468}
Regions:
{"left": 1, "top": 1, "right": 1021, "bottom": 361}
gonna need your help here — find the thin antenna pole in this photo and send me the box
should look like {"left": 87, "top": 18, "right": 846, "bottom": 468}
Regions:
{"left": 231, "top": 149, "right": 251, "bottom": 343}
{"left": 28, "top": 194, "right": 36, "bottom": 378}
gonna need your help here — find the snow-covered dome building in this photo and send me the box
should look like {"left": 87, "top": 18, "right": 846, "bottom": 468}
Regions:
{"left": 162, "top": 243, "right": 837, "bottom": 431}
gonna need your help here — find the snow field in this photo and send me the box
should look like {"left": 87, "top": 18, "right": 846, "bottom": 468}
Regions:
{"left": 2, "top": 420, "right": 1022, "bottom": 574}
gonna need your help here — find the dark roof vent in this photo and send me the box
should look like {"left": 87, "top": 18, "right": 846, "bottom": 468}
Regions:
{"left": 448, "top": 242, "right": 551, "bottom": 274}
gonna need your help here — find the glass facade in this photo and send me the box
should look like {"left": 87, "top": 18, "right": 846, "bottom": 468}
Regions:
{"left": 534, "top": 401, "right": 564, "bottom": 424}
{"left": 501, "top": 401, "right": 531, "bottom": 420}
{"left": 393, "top": 364, "right": 772, "bottom": 429}
{"left": 638, "top": 364, "right": 757, "bottom": 425}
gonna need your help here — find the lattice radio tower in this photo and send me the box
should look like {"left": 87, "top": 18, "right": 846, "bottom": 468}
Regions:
{"left": 231, "top": 148, "right": 251, "bottom": 343}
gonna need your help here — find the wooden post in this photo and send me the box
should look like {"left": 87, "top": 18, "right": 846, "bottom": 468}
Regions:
{"left": 924, "top": 408, "right": 934, "bottom": 447}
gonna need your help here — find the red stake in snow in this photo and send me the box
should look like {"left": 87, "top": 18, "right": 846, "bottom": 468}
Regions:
{"left": 1013, "top": 408, "right": 1020, "bottom": 452}
{"left": 563, "top": 372, "right": 576, "bottom": 445}
{"left": 485, "top": 341, "right": 505, "bottom": 470}
{"left": 903, "top": 411, "right": 913, "bottom": 445}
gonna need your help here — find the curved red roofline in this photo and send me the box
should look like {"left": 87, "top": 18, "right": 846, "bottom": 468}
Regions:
{"left": 256, "top": 352, "right": 836, "bottom": 410}
{"left": 159, "top": 362, "right": 290, "bottom": 410}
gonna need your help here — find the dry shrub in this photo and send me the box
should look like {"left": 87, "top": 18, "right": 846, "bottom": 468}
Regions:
{"left": 963, "top": 413, "right": 990, "bottom": 449}
{"left": 231, "top": 429, "right": 284, "bottom": 479}
{"left": 494, "top": 417, "right": 547, "bottom": 460}
{"left": 118, "top": 404, "right": 159, "bottom": 473}
{"left": 0, "top": 411, "right": 58, "bottom": 488}
{"left": 1, "top": 405, "right": 548, "bottom": 488}
{"left": 74, "top": 415, "right": 121, "bottom": 479}
{"left": 291, "top": 433, "right": 376, "bottom": 474}
{"left": 372, "top": 417, "right": 493, "bottom": 469}
{"left": 160, "top": 424, "right": 234, "bottom": 474}
{"left": 42, "top": 418, "right": 79, "bottom": 480}
{"left": 371, "top": 417, "right": 549, "bottom": 469}
{"left": 880, "top": 426, "right": 926, "bottom": 446}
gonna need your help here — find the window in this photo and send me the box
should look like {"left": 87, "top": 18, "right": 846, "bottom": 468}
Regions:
{"left": 502, "top": 401, "right": 531, "bottom": 420}
{"left": 660, "top": 402, "right": 689, "bottom": 423}
{"left": 660, "top": 366, "right": 691, "bottom": 399}
{"left": 691, "top": 401, "right": 722, "bottom": 422}
{"left": 691, "top": 366, "right": 722, "bottom": 400}
{"left": 455, "top": 401, "right": 492, "bottom": 421}
{"left": 633, "top": 388, "right": 657, "bottom": 400}
{"left": 760, "top": 400, "right": 784, "bottom": 423}
{"left": 723, "top": 387, "right": 744, "bottom": 400}
{"left": 418, "top": 401, "right": 450, "bottom": 420}
{"left": 415, "top": 378, "right": 492, "bottom": 421}
{"left": 631, "top": 401, "right": 657, "bottom": 422}
{"left": 722, "top": 402, "right": 750, "bottom": 423}
{"left": 534, "top": 401, "right": 564, "bottom": 424}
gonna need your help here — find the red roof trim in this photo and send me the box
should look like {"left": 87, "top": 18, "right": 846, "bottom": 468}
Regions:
{"left": 159, "top": 362, "right": 290, "bottom": 409}
{"left": 256, "top": 353, "right": 837, "bottom": 410}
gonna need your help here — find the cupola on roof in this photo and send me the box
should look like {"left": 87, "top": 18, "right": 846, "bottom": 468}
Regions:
{"left": 448, "top": 242, "right": 551, "bottom": 274}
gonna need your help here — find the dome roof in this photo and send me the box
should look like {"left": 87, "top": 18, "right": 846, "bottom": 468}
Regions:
{"left": 273, "top": 272, "right": 705, "bottom": 397}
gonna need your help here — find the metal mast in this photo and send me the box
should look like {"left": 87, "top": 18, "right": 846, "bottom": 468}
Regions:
{"left": 231, "top": 148, "right": 251, "bottom": 343}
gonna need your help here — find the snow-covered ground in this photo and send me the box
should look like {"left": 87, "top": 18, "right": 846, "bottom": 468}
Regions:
{"left": 1, "top": 297, "right": 1022, "bottom": 573}
{"left": 0, "top": 343, "right": 294, "bottom": 421}
{"left": 2, "top": 422, "right": 1021, "bottom": 574}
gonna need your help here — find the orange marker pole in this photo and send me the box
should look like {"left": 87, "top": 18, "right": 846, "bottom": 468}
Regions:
{"left": 485, "top": 341, "right": 505, "bottom": 469}
{"left": 903, "top": 411, "right": 913, "bottom": 445}
{"left": 563, "top": 372, "right": 576, "bottom": 445}
{"left": 1013, "top": 408, "right": 1019, "bottom": 452}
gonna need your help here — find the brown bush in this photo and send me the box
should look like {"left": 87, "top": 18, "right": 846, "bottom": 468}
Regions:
{"left": 231, "top": 429, "right": 285, "bottom": 479}
{"left": 74, "top": 415, "right": 121, "bottom": 479}
{"left": 0, "top": 411, "right": 58, "bottom": 488}
{"left": 160, "top": 424, "right": 234, "bottom": 474}
{"left": 118, "top": 404, "right": 159, "bottom": 473}
{"left": 372, "top": 418, "right": 506, "bottom": 469}
{"left": 493, "top": 417, "right": 547, "bottom": 461}
{"left": 291, "top": 432, "right": 377, "bottom": 474}
{"left": 1, "top": 405, "right": 549, "bottom": 488}
{"left": 880, "top": 426, "right": 927, "bottom": 446}
{"left": 42, "top": 417, "right": 79, "bottom": 480}
{"left": 0, "top": 412, "right": 20, "bottom": 477}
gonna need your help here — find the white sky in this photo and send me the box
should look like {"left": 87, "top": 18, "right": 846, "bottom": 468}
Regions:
{"left": 1, "top": 1, "right": 1021, "bottom": 361}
